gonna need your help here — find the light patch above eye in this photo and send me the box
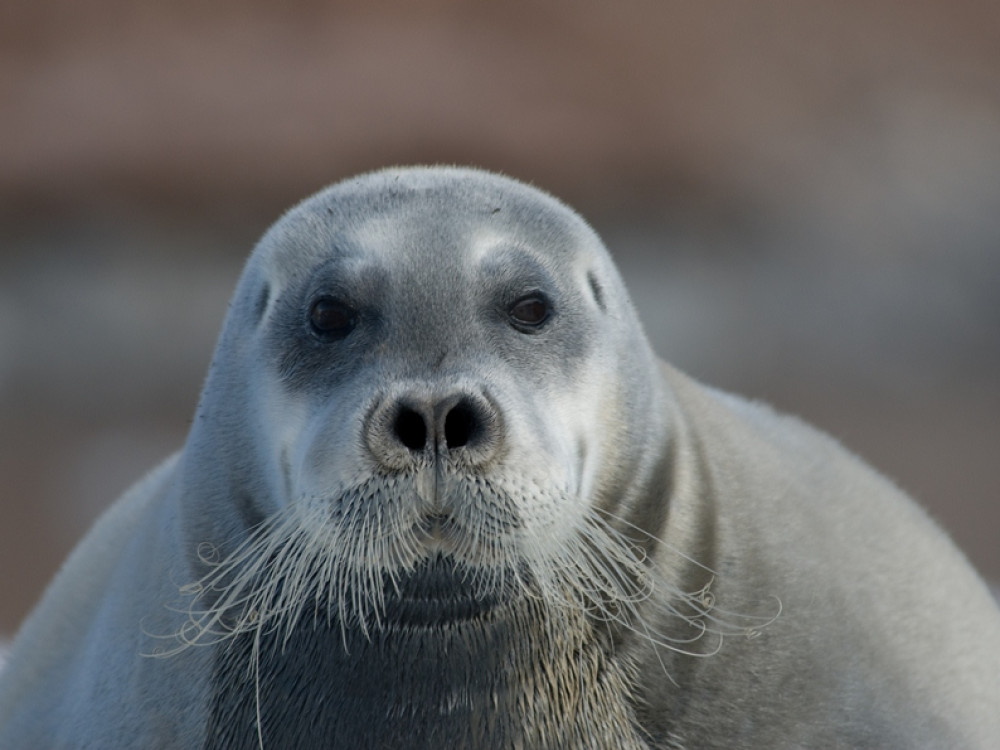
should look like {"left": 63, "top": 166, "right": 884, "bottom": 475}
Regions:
{"left": 468, "top": 229, "right": 517, "bottom": 267}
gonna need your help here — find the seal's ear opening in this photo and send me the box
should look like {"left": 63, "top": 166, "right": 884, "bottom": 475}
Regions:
{"left": 253, "top": 283, "right": 271, "bottom": 327}
{"left": 587, "top": 271, "right": 606, "bottom": 313}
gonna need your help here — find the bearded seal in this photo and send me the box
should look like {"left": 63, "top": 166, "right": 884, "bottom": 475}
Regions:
{"left": 1, "top": 167, "right": 998, "bottom": 749}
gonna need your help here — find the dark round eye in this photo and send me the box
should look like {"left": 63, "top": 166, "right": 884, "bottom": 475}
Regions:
{"left": 309, "top": 297, "right": 356, "bottom": 339}
{"left": 508, "top": 295, "right": 551, "bottom": 330}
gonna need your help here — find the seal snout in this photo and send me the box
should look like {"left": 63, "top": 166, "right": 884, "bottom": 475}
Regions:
{"left": 366, "top": 388, "right": 502, "bottom": 470}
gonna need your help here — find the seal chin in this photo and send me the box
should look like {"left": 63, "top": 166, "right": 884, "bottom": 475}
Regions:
{"left": 381, "top": 554, "right": 520, "bottom": 628}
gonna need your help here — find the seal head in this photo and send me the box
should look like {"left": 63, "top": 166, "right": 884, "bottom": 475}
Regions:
{"left": 179, "top": 167, "right": 669, "bottom": 747}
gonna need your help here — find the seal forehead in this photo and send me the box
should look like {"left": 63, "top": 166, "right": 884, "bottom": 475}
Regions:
{"left": 279, "top": 166, "right": 601, "bottom": 268}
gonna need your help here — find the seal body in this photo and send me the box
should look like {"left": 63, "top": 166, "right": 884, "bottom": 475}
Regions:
{"left": 1, "top": 167, "right": 998, "bottom": 749}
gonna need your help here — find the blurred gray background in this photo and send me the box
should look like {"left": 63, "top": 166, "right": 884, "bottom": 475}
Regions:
{"left": 1, "top": 0, "right": 998, "bottom": 637}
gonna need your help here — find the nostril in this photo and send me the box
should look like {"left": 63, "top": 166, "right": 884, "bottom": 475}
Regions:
{"left": 444, "top": 401, "right": 478, "bottom": 449}
{"left": 374, "top": 392, "right": 496, "bottom": 465}
{"left": 394, "top": 407, "right": 428, "bottom": 452}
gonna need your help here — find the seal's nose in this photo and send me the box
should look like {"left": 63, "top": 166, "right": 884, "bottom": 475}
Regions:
{"left": 366, "top": 390, "right": 501, "bottom": 470}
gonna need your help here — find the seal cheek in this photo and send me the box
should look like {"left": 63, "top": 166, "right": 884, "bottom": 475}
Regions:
{"left": 251, "top": 376, "right": 314, "bottom": 508}
{"left": 536, "top": 372, "right": 613, "bottom": 504}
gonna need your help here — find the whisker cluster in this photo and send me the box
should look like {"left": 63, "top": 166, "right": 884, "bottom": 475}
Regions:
{"left": 152, "top": 473, "right": 779, "bottom": 674}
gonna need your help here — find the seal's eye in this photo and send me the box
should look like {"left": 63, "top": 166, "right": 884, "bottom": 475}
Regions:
{"left": 508, "top": 295, "right": 551, "bottom": 330}
{"left": 309, "top": 297, "right": 356, "bottom": 339}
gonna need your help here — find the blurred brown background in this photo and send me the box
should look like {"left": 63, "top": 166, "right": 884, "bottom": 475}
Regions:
{"left": 1, "top": 0, "right": 998, "bottom": 637}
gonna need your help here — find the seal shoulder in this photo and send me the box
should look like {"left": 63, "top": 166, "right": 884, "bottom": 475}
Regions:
{"left": 655, "top": 363, "right": 1000, "bottom": 747}
{"left": 0, "top": 454, "right": 199, "bottom": 748}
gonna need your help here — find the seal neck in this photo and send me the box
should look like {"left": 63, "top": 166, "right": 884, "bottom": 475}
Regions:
{"left": 204, "top": 599, "right": 650, "bottom": 749}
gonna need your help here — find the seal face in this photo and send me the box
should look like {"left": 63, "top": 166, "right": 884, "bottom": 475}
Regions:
{"left": 2, "top": 167, "right": 1000, "bottom": 750}
{"left": 179, "top": 167, "right": 666, "bottom": 748}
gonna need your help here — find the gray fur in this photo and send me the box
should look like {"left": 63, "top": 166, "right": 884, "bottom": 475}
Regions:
{"left": 1, "top": 167, "right": 998, "bottom": 748}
